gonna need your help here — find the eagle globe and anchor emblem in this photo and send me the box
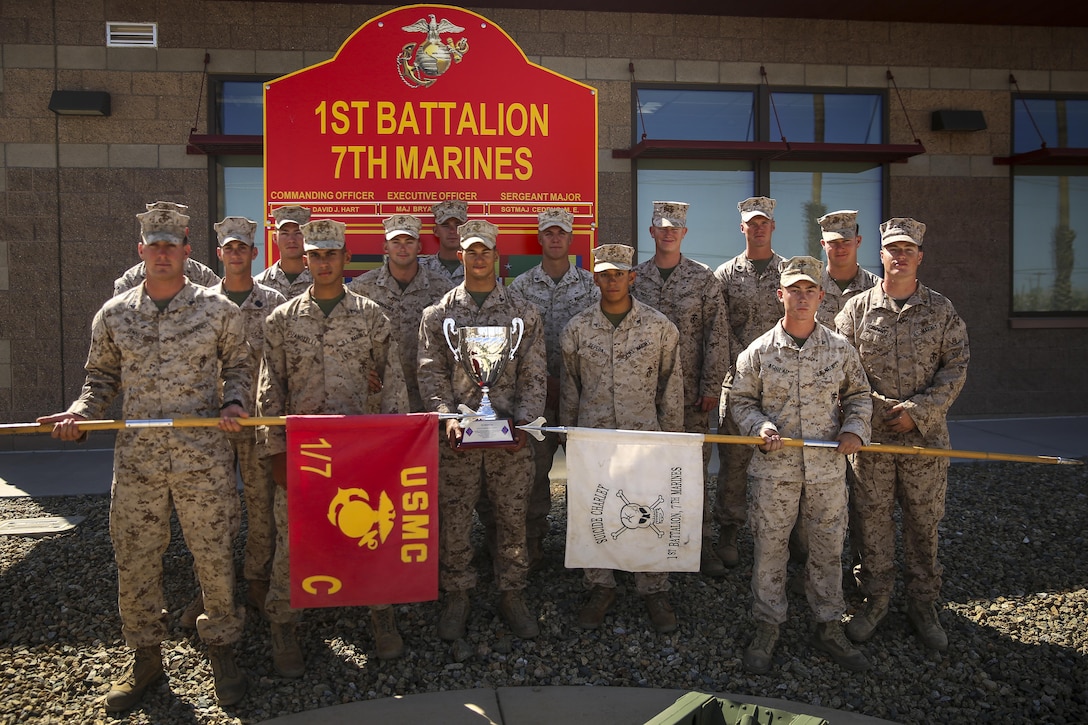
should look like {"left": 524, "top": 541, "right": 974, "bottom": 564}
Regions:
{"left": 327, "top": 488, "right": 396, "bottom": 549}
{"left": 397, "top": 14, "right": 470, "bottom": 89}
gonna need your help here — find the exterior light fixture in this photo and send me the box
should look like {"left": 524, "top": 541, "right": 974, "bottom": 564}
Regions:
{"left": 48, "top": 90, "right": 112, "bottom": 117}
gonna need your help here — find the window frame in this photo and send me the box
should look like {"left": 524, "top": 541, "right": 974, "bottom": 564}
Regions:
{"left": 629, "top": 83, "right": 893, "bottom": 266}
{"left": 200, "top": 75, "right": 274, "bottom": 272}
{"left": 1007, "top": 91, "right": 1088, "bottom": 322}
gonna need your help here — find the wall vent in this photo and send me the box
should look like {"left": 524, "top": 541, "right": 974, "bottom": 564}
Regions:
{"left": 106, "top": 22, "right": 158, "bottom": 48}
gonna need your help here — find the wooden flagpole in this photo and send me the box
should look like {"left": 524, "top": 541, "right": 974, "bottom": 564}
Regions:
{"left": 518, "top": 423, "right": 1083, "bottom": 466}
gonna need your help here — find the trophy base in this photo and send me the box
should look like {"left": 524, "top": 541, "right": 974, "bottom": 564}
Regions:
{"left": 457, "top": 418, "right": 518, "bottom": 448}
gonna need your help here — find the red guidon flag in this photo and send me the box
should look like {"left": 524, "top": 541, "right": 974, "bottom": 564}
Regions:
{"left": 286, "top": 414, "right": 438, "bottom": 608}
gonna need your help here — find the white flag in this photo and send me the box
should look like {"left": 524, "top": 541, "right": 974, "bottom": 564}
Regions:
{"left": 564, "top": 427, "right": 704, "bottom": 572}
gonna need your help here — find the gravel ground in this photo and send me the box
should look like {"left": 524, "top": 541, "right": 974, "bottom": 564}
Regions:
{"left": 1, "top": 461, "right": 1086, "bottom": 725}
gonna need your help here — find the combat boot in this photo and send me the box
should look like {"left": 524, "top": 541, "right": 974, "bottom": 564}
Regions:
{"left": 846, "top": 594, "right": 889, "bottom": 643}
{"left": 270, "top": 622, "right": 304, "bottom": 678}
{"left": 812, "top": 620, "right": 871, "bottom": 672}
{"left": 577, "top": 585, "right": 616, "bottom": 630}
{"left": 498, "top": 590, "right": 540, "bottom": 639}
{"left": 906, "top": 599, "right": 948, "bottom": 652}
{"left": 207, "top": 644, "right": 247, "bottom": 706}
{"left": 715, "top": 525, "right": 740, "bottom": 568}
{"left": 104, "top": 645, "right": 163, "bottom": 712}
{"left": 743, "top": 622, "right": 779, "bottom": 674}
{"left": 437, "top": 590, "right": 470, "bottom": 641}
{"left": 643, "top": 592, "right": 678, "bottom": 634}
{"left": 370, "top": 606, "right": 405, "bottom": 660}
{"left": 700, "top": 543, "right": 727, "bottom": 578}
{"left": 245, "top": 579, "right": 269, "bottom": 619}
{"left": 178, "top": 593, "right": 203, "bottom": 629}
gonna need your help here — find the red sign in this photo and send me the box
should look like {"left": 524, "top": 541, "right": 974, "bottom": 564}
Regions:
{"left": 286, "top": 414, "right": 439, "bottom": 608}
{"left": 264, "top": 4, "right": 598, "bottom": 280}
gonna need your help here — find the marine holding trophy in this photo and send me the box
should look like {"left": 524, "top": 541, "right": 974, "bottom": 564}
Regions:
{"left": 418, "top": 219, "right": 547, "bottom": 642}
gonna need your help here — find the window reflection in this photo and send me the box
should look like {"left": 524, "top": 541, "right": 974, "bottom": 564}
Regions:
{"left": 1011, "top": 97, "right": 1088, "bottom": 313}
{"left": 769, "top": 164, "right": 883, "bottom": 272}
{"left": 1012, "top": 169, "right": 1088, "bottom": 312}
{"left": 773, "top": 93, "right": 883, "bottom": 145}
{"left": 636, "top": 163, "right": 755, "bottom": 271}
{"left": 638, "top": 89, "right": 755, "bottom": 142}
{"left": 219, "top": 158, "right": 266, "bottom": 274}
{"left": 1013, "top": 99, "right": 1088, "bottom": 153}
{"left": 214, "top": 80, "right": 267, "bottom": 273}
{"left": 634, "top": 87, "right": 885, "bottom": 272}
{"left": 218, "top": 81, "right": 264, "bottom": 135}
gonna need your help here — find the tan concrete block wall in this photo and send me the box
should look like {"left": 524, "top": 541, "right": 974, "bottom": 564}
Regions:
{"left": 1, "top": 1, "right": 1088, "bottom": 437}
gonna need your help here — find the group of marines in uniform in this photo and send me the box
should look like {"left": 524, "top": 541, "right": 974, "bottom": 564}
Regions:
{"left": 39, "top": 194, "right": 968, "bottom": 710}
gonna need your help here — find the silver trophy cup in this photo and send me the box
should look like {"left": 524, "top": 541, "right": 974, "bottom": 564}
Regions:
{"left": 442, "top": 318, "right": 524, "bottom": 445}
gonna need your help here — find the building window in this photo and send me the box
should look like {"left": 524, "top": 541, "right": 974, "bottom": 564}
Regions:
{"left": 218, "top": 81, "right": 265, "bottom": 135}
{"left": 637, "top": 88, "right": 755, "bottom": 141}
{"left": 1011, "top": 97, "right": 1088, "bottom": 314}
{"left": 633, "top": 86, "right": 886, "bottom": 273}
{"left": 212, "top": 78, "right": 268, "bottom": 272}
{"left": 637, "top": 160, "right": 755, "bottom": 270}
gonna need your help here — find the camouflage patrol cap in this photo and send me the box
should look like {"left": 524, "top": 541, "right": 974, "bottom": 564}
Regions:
{"left": 651, "top": 201, "right": 689, "bottom": 228}
{"left": 592, "top": 244, "right": 635, "bottom": 272}
{"left": 779, "top": 256, "right": 823, "bottom": 287}
{"left": 458, "top": 219, "right": 498, "bottom": 250}
{"left": 137, "top": 209, "right": 189, "bottom": 245}
{"left": 145, "top": 200, "right": 189, "bottom": 213}
{"left": 272, "top": 205, "right": 312, "bottom": 229}
{"left": 432, "top": 199, "right": 469, "bottom": 225}
{"left": 818, "top": 210, "right": 859, "bottom": 241}
{"left": 738, "top": 196, "right": 776, "bottom": 222}
{"left": 880, "top": 217, "right": 926, "bottom": 247}
{"left": 383, "top": 214, "right": 422, "bottom": 241}
{"left": 214, "top": 216, "right": 258, "bottom": 247}
{"left": 301, "top": 219, "right": 347, "bottom": 251}
{"left": 538, "top": 208, "right": 574, "bottom": 233}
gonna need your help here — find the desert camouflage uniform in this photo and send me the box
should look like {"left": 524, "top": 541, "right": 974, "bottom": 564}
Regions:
{"left": 211, "top": 280, "right": 286, "bottom": 583}
{"left": 816, "top": 265, "right": 881, "bottom": 327}
{"left": 815, "top": 263, "right": 881, "bottom": 564}
{"left": 632, "top": 255, "right": 730, "bottom": 547}
{"left": 112, "top": 258, "right": 220, "bottom": 297}
{"left": 419, "top": 254, "right": 465, "bottom": 285}
{"left": 713, "top": 251, "right": 787, "bottom": 530}
{"left": 508, "top": 263, "right": 599, "bottom": 542}
{"left": 418, "top": 284, "right": 547, "bottom": 593}
{"left": 258, "top": 289, "right": 410, "bottom": 623}
{"left": 836, "top": 284, "right": 969, "bottom": 603}
{"left": 731, "top": 322, "right": 872, "bottom": 625}
{"left": 69, "top": 282, "right": 250, "bottom": 648}
{"left": 253, "top": 261, "right": 313, "bottom": 300}
{"left": 560, "top": 296, "right": 684, "bottom": 594}
{"left": 348, "top": 263, "right": 453, "bottom": 412}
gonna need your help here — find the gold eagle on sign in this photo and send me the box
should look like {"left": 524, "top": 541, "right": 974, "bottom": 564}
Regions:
{"left": 397, "top": 14, "right": 470, "bottom": 89}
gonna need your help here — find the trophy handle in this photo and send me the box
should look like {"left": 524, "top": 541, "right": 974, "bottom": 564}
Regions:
{"left": 442, "top": 318, "right": 461, "bottom": 362}
{"left": 508, "top": 318, "right": 525, "bottom": 360}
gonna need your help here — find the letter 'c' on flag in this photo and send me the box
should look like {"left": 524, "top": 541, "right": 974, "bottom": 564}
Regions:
{"left": 287, "top": 413, "right": 439, "bottom": 608}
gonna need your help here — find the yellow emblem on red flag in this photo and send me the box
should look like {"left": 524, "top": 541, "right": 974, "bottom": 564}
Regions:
{"left": 287, "top": 413, "right": 438, "bottom": 608}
